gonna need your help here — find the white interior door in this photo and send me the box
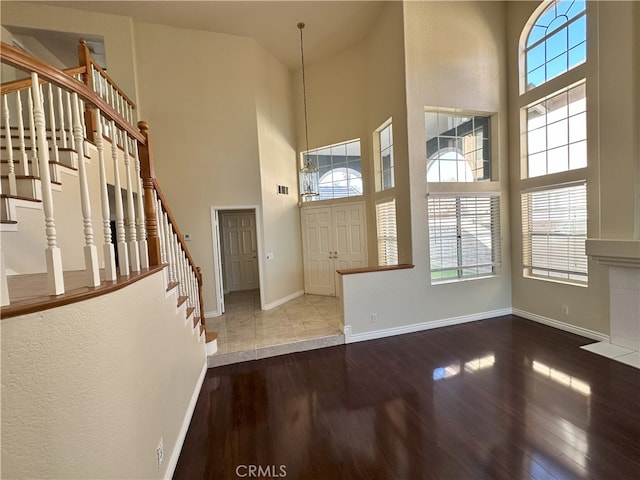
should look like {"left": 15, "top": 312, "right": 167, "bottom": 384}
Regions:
{"left": 301, "top": 207, "right": 335, "bottom": 296}
{"left": 332, "top": 204, "right": 367, "bottom": 285}
{"left": 222, "top": 212, "right": 259, "bottom": 292}
{"left": 301, "top": 202, "right": 367, "bottom": 296}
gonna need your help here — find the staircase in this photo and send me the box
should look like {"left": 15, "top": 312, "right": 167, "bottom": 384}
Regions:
{"left": 0, "top": 40, "right": 217, "bottom": 355}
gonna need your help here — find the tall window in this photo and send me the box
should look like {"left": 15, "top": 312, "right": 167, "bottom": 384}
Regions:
{"left": 520, "top": 0, "right": 588, "bottom": 285}
{"left": 302, "top": 140, "right": 362, "bottom": 201}
{"left": 376, "top": 199, "right": 398, "bottom": 266}
{"left": 375, "top": 121, "right": 394, "bottom": 191}
{"left": 428, "top": 195, "right": 501, "bottom": 282}
{"left": 425, "top": 112, "right": 490, "bottom": 182}
{"left": 524, "top": 0, "right": 586, "bottom": 90}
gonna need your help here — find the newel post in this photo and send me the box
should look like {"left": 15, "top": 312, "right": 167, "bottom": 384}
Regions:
{"left": 77, "top": 39, "right": 96, "bottom": 142}
{"left": 138, "top": 121, "right": 162, "bottom": 267}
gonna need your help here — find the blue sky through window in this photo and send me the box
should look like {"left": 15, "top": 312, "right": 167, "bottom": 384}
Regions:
{"left": 525, "top": 0, "right": 586, "bottom": 89}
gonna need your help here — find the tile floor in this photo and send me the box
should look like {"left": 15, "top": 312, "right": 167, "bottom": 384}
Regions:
{"left": 580, "top": 341, "right": 640, "bottom": 369}
{"left": 205, "top": 290, "right": 345, "bottom": 367}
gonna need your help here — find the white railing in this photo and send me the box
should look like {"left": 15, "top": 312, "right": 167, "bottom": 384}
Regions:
{"left": 1, "top": 41, "right": 205, "bottom": 336}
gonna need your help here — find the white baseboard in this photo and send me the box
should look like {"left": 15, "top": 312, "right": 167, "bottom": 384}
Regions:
{"left": 512, "top": 308, "right": 610, "bottom": 342}
{"left": 164, "top": 361, "right": 207, "bottom": 480}
{"left": 263, "top": 289, "right": 304, "bottom": 311}
{"left": 205, "top": 310, "right": 222, "bottom": 318}
{"left": 344, "top": 308, "right": 512, "bottom": 344}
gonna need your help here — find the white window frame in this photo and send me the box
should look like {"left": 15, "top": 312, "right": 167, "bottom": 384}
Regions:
{"left": 521, "top": 182, "right": 588, "bottom": 285}
{"left": 374, "top": 119, "right": 394, "bottom": 191}
{"left": 376, "top": 198, "right": 398, "bottom": 266}
{"left": 428, "top": 193, "right": 501, "bottom": 284}
{"left": 302, "top": 139, "right": 363, "bottom": 202}
{"left": 518, "top": 0, "right": 590, "bottom": 286}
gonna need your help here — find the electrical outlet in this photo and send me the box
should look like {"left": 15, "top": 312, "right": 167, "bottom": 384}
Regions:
{"left": 371, "top": 313, "right": 378, "bottom": 323}
{"left": 562, "top": 305, "right": 569, "bottom": 315}
{"left": 156, "top": 438, "right": 164, "bottom": 469}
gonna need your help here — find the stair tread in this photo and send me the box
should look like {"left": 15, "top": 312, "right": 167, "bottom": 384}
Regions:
{"left": 1, "top": 158, "right": 78, "bottom": 171}
{"left": 0, "top": 193, "right": 42, "bottom": 202}
{"left": 1, "top": 174, "right": 62, "bottom": 185}
{"left": 205, "top": 332, "right": 218, "bottom": 343}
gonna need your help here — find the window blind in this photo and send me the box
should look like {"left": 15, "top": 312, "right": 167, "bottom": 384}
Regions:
{"left": 521, "top": 182, "right": 588, "bottom": 283}
{"left": 428, "top": 194, "right": 501, "bottom": 282}
{"left": 376, "top": 199, "right": 398, "bottom": 266}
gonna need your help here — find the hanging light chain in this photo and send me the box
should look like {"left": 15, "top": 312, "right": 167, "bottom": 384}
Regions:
{"left": 298, "top": 22, "right": 311, "bottom": 162}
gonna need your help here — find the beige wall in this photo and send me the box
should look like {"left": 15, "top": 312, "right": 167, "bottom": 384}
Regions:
{"left": 365, "top": 1, "right": 412, "bottom": 264}
{"left": 505, "top": 1, "right": 639, "bottom": 335}
{"left": 254, "top": 43, "right": 305, "bottom": 304}
{"left": 0, "top": 1, "right": 138, "bottom": 107}
{"left": 293, "top": 1, "right": 409, "bottom": 266}
{"left": 1, "top": 271, "right": 206, "bottom": 478}
{"left": 133, "top": 22, "right": 305, "bottom": 313}
{"left": 342, "top": 1, "right": 512, "bottom": 336}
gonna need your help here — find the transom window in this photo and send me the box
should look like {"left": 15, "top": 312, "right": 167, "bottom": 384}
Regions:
{"left": 524, "top": 0, "right": 586, "bottom": 90}
{"left": 425, "top": 112, "right": 490, "bottom": 182}
{"left": 302, "top": 140, "right": 362, "bottom": 201}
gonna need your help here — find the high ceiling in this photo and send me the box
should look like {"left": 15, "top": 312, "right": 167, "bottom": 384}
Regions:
{"left": 37, "top": 1, "right": 388, "bottom": 69}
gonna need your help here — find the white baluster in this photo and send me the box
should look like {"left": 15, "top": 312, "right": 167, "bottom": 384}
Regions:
{"left": 132, "top": 139, "right": 149, "bottom": 269}
{"left": 31, "top": 73, "right": 64, "bottom": 295}
{"left": 175, "top": 233, "right": 186, "bottom": 299}
{"left": 27, "top": 87, "right": 39, "bottom": 177}
{"left": 164, "top": 213, "right": 177, "bottom": 284}
{"left": 155, "top": 194, "right": 167, "bottom": 266}
{"left": 2, "top": 96, "right": 17, "bottom": 196}
{"left": 189, "top": 270, "right": 198, "bottom": 316}
{"left": 78, "top": 98, "right": 87, "bottom": 140}
{"left": 95, "top": 110, "right": 116, "bottom": 282}
{"left": 15, "top": 91, "right": 29, "bottom": 176}
{"left": 110, "top": 123, "right": 129, "bottom": 276}
{"left": 123, "top": 135, "right": 140, "bottom": 272}
{"left": 71, "top": 92, "right": 100, "bottom": 287}
{"left": 1, "top": 248, "right": 9, "bottom": 306}
{"left": 56, "top": 87, "right": 67, "bottom": 149}
{"left": 65, "top": 91, "right": 75, "bottom": 154}
{"left": 46, "top": 84, "right": 59, "bottom": 165}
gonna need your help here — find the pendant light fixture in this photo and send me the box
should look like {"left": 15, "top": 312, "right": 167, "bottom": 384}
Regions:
{"left": 297, "top": 22, "right": 320, "bottom": 198}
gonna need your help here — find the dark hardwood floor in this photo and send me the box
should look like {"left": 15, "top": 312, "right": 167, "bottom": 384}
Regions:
{"left": 174, "top": 315, "right": 640, "bottom": 479}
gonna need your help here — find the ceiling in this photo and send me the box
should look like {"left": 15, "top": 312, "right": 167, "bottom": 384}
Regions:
{"left": 35, "top": 1, "right": 388, "bottom": 69}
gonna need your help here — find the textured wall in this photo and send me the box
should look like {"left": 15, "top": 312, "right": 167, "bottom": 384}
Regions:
{"left": 1, "top": 271, "right": 206, "bottom": 478}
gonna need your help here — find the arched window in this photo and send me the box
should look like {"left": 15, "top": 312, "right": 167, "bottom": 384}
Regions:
{"left": 523, "top": 0, "right": 586, "bottom": 91}
{"left": 519, "top": 0, "right": 589, "bottom": 285}
{"left": 302, "top": 139, "right": 363, "bottom": 202}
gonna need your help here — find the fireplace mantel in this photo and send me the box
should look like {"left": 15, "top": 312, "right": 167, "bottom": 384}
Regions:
{"left": 586, "top": 238, "right": 640, "bottom": 268}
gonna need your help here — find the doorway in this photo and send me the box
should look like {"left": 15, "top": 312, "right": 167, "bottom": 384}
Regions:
{"left": 211, "top": 207, "right": 263, "bottom": 315}
{"left": 300, "top": 202, "right": 367, "bottom": 296}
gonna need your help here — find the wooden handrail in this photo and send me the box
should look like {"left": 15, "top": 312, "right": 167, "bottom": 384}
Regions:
{"left": 0, "top": 42, "right": 144, "bottom": 143}
{"left": 137, "top": 121, "right": 204, "bottom": 322}
{"left": 1, "top": 41, "right": 206, "bottom": 328}
{"left": 89, "top": 59, "right": 136, "bottom": 110}
{"left": 0, "top": 66, "right": 86, "bottom": 95}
